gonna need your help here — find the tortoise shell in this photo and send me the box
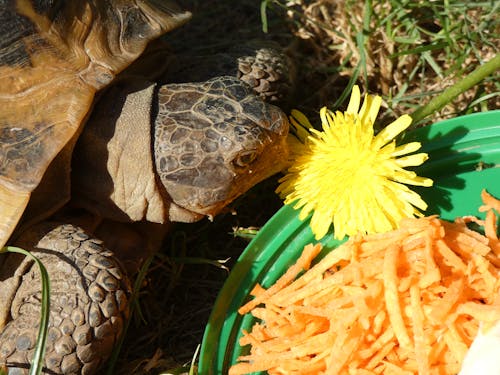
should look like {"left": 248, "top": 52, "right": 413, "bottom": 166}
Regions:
{"left": 0, "top": 0, "right": 191, "bottom": 248}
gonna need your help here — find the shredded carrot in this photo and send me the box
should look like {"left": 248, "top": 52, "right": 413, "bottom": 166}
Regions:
{"left": 230, "top": 190, "right": 500, "bottom": 375}
{"left": 480, "top": 189, "right": 500, "bottom": 213}
{"left": 237, "top": 243, "right": 322, "bottom": 315}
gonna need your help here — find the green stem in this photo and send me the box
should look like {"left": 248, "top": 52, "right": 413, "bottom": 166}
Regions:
{"left": 1, "top": 246, "right": 50, "bottom": 375}
{"left": 411, "top": 53, "right": 500, "bottom": 124}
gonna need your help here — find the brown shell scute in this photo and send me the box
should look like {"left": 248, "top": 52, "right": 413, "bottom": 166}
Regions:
{"left": 0, "top": 0, "right": 191, "bottom": 248}
{"left": 0, "top": 124, "right": 48, "bottom": 186}
{"left": 0, "top": 6, "right": 35, "bottom": 67}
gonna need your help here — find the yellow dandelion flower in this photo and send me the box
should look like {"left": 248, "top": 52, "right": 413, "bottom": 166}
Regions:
{"left": 277, "top": 86, "right": 433, "bottom": 240}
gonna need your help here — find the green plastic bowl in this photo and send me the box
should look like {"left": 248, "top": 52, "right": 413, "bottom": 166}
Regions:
{"left": 199, "top": 110, "right": 500, "bottom": 375}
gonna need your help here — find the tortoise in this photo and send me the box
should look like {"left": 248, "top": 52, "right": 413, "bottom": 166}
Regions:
{"left": 0, "top": 1, "right": 292, "bottom": 374}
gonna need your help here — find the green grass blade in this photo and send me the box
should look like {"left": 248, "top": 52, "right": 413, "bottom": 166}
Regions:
{"left": 421, "top": 51, "right": 443, "bottom": 78}
{"left": 468, "top": 91, "right": 500, "bottom": 108}
{"left": 232, "top": 226, "right": 259, "bottom": 239}
{"left": 188, "top": 344, "right": 200, "bottom": 375}
{"left": 1, "top": 246, "right": 50, "bottom": 375}
{"left": 390, "top": 41, "right": 449, "bottom": 58}
{"left": 170, "top": 256, "right": 230, "bottom": 271}
{"left": 331, "top": 62, "right": 361, "bottom": 110}
{"left": 260, "top": 0, "right": 270, "bottom": 33}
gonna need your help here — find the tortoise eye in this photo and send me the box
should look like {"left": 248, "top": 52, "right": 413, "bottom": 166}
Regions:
{"left": 232, "top": 150, "right": 258, "bottom": 168}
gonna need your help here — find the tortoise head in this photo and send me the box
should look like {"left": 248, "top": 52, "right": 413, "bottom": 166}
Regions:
{"left": 154, "top": 76, "right": 289, "bottom": 221}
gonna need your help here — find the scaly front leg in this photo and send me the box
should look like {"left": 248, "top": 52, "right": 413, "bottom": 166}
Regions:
{"left": 0, "top": 223, "right": 130, "bottom": 374}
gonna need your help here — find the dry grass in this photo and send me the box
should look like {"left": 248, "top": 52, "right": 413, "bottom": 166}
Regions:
{"left": 269, "top": 0, "right": 499, "bottom": 125}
